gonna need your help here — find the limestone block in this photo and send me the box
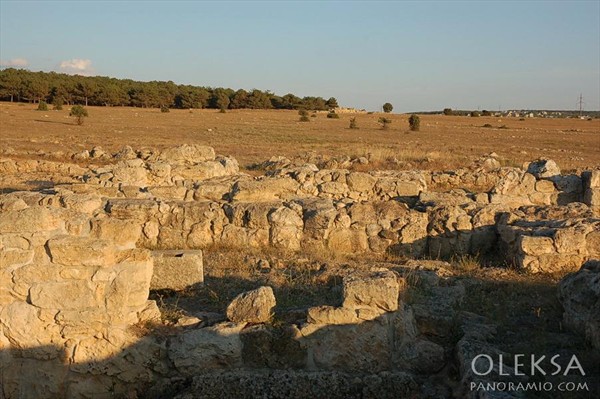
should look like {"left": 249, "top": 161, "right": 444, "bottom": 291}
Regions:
{"left": 29, "top": 280, "right": 98, "bottom": 310}
{"left": 301, "top": 318, "right": 391, "bottom": 372}
{"left": 517, "top": 235, "right": 554, "bottom": 256}
{"left": 346, "top": 172, "right": 377, "bottom": 192}
{"left": 47, "top": 235, "right": 116, "bottom": 267}
{"left": 342, "top": 270, "right": 401, "bottom": 312}
{"left": 307, "top": 306, "right": 359, "bottom": 325}
{"left": 151, "top": 250, "right": 203, "bottom": 291}
{"left": 92, "top": 217, "right": 142, "bottom": 249}
{"left": 0, "top": 207, "right": 65, "bottom": 233}
{"left": 168, "top": 322, "right": 245, "bottom": 375}
{"left": 158, "top": 144, "right": 216, "bottom": 164}
{"left": 535, "top": 179, "right": 556, "bottom": 193}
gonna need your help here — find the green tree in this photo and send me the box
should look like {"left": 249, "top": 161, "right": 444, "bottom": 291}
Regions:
{"left": 443, "top": 108, "right": 453, "bottom": 116}
{"left": 408, "top": 114, "right": 420, "bottom": 131}
{"left": 230, "top": 89, "right": 249, "bottom": 109}
{"left": 382, "top": 103, "right": 393, "bottom": 113}
{"left": 210, "top": 88, "right": 231, "bottom": 110}
{"left": 378, "top": 117, "right": 391, "bottom": 129}
{"left": 326, "top": 97, "right": 339, "bottom": 109}
{"left": 24, "top": 76, "right": 48, "bottom": 103}
{"left": 70, "top": 105, "right": 88, "bottom": 125}
{"left": 0, "top": 68, "right": 22, "bottom": 102}
{"left": 76, "top": 79, "right": 97, "bottom": 106}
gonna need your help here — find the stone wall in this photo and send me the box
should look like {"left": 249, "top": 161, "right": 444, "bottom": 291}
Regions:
{"left": 0, "top": 205, "right": 162, "bottom": 398}
{"left": 497, "top": 206, "right": 600, "bottom": 273}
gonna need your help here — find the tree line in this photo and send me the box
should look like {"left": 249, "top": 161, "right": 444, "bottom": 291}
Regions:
{"left": 0, "top": 68, "right": 339, "bottom": 111}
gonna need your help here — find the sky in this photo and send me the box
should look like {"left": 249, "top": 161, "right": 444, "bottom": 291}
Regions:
{"left": 1, "top": 0, "right": 599, "bottom": 112}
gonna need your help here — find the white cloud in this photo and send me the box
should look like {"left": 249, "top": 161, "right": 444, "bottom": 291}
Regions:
{"left": 0, "top": 58, "right": 29, "bottom": 67}
{"left": 59, "top": 58, "right": 94, "bottom": 75}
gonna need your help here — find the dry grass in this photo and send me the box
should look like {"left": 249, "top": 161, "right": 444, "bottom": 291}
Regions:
{"left": 1, "top": 103, "right": 598, "bottom": 173}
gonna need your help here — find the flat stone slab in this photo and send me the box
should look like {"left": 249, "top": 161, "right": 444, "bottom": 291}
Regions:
{"left": 151, "top": 250, "right": 203, "bottom": 291}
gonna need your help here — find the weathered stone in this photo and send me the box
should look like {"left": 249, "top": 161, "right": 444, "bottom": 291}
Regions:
{"left": 517, "top": 235, "right": 554, "bottom": 256}
{"left": 0, "top": 302, "right": 61, "bottom": 357}
{"left": 158, "top": 144, "right": 216, "bottom": 164}
{"left": 151, "top": 250, "right": 203, "bottom": 291}
{"left": 527, "top": 159, "right": 560, "bottom": 179}
{"left": 558, "top": 260, "right": 600, "bottom": 349}
{"left": 226, "top": 286, "right": 276, "bottom": 323}
{"left": 106, "top": 249, "right": 153, "bottom": 312}
{"left": 59, "top": 193, "right": 103, "bottom": 214}
{"left": 342, "top": 270, "right": 401, "bottom": 312}
{"left": 307, "top": 306, "right": 359, "bottom": 325}
{"left": 346, "top": 172, "right": 377, "bottom": 192}
{"left": 394, "top": 339, "right": 445, "bottom": 373}
{"left": 535, "top": 179, "right": 555, "bottom": 193}
{"left": 240, "top": 324, "right": 307, "bottom": 369}
{"left": 47, "top": 236, "right": 116, "bottom": 267}
{"left": 92, "top": 217, "right": 142, "bottom": 248}
{"left": 112, "top": 164, "right": 149, "bottom": 186}
{"left": 268, "top": 207, "right": 303, "bottom": 250}
{"left": 29, "top": 281, "right": 98, "bottom": 310}
{"left": 301, "top": 317, "right": 391, "bottom": 372}
{"left": 230, "top": 178, "right": 299, "bottom": 202}
{"left": 168, "top": 322, "right": 245, "bottom": 375}
{"left": 582, "top": 170, "right": 600, "bottom": 189}
{"left": 0, "top": 207, "right": 65, "bottom": 233}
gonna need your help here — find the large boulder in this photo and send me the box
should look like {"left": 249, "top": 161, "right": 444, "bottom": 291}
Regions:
{"left": 226, "top": 286, "right": 276, "bottom": 323}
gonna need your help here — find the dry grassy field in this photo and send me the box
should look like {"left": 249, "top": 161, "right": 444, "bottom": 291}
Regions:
{"left": 1, "top": 102, "right": 598, "bottom": 172}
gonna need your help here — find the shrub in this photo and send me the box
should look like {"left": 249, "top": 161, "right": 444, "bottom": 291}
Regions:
{"left": 408, "top": 114, "right": 420, "bottom": 131}
{"left": 443, "top": 108, "right": 453, "bottom": 116}
{"left": 298, "top": 109, "right": 310, "bottom": 122}
{"left": 160, "top": 105, "right": 170, "bottom": 113}
{"left": 326, "top": 111, "right": 340, "bottom": 119}
{"left": 69, "top": 105, "right": 88, "bottom": 125}
{"left": 378, "top": 117, "right": 391, "bottom": 129}
{"left": 482, "top": 123, "right": 493, "bottom": 128}
{"left": 482, "top": 110, "right": 491, "bottom": 116}
{"left": 53, "top": 99, "right": 63, "bottom": 110}
{"left": 349, "top": 117, "right": 358, "bottom": 129}
{"left": 37, "top": 101, "right": 48, "bottom": 111}
{"left": 470, "top": 111, "right": 481, "bottom": 117}
{"left": 310, "top": 113, "right": 317, "bottom": 118}
{"left": 219, "top": 107, "right": 226, "bottom": 113}
{"left": 382, "top": 103, "right": 393, "bottom": 113}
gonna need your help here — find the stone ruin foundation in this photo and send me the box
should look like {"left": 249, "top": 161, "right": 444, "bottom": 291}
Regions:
{"left": 0, "top": 145, "right": 598, "bottom": 398}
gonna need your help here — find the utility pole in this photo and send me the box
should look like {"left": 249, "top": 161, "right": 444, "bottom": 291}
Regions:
{"left": 577, "top": 93, "right": 584, "bottom": 117}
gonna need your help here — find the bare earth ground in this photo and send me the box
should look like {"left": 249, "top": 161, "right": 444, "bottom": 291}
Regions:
{"left": 1, "top": 103, "right": 599, "bottom": 173}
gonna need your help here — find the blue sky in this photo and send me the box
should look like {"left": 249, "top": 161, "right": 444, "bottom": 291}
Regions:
{"left": 1, "top": 0, "right": 599, "bottom": 112}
